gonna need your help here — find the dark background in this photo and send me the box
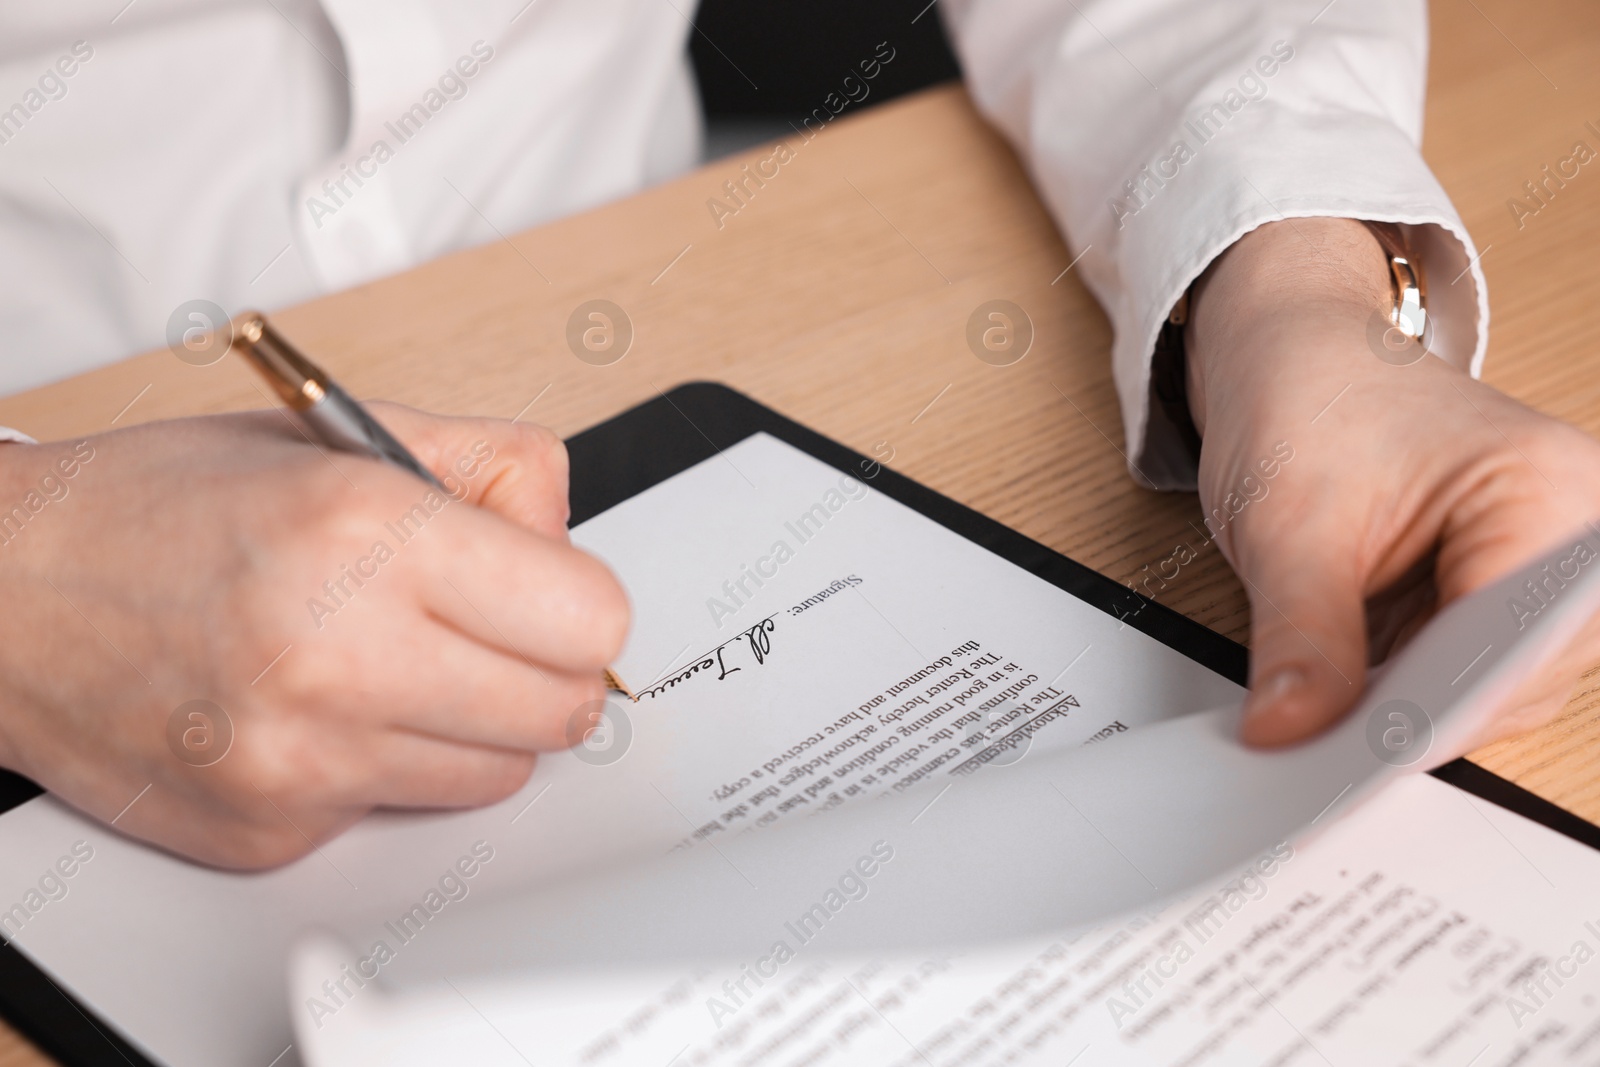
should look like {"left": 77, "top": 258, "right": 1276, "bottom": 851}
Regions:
{"left": 689, "top": 0, "right": 961, "bottom": 121}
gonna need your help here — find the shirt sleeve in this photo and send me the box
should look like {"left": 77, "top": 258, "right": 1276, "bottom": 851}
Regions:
{"left": 0, "top": 428, "right": 36, "bottom": 445}
{"left": 942, "top": 0, "right": 1489, "bottom": 489}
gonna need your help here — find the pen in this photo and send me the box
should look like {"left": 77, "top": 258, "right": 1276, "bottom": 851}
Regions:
{"left": 230, "top": 311, "right": 447, "bottom": 491}
{"left": 230, "top": 311, "right": 635, "bottom": 700}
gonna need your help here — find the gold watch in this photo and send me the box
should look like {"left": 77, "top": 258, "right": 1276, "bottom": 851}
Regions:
{"left": 1363, "top": 220, "right": 1428, "bottom": 346}
{"left": 1151, "top": 219, "right": 1430, "bottom": 462}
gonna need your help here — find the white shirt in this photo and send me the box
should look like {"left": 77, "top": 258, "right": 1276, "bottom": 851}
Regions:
{"left": 0, "top": 0, "right": 1485, "bottom": 487}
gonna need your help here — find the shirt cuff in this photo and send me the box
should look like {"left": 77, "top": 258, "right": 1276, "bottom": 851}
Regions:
{"left": 1115, "top": 112, "right": 1487, "bottom": 490}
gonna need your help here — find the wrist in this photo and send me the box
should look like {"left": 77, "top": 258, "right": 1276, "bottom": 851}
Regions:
{"left": 0, "top": 442, "right": 40, "bottom": 773}
{"left": 1184, "top": 217, "right": 1393, "bottom": 436}
{"left": 0, "top": 438, "right": 90, "bottom": 775}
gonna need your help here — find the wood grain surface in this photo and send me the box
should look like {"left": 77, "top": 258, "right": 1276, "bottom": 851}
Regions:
{"left": 2, "top": 0, "right": 1597, "bottom": 1062}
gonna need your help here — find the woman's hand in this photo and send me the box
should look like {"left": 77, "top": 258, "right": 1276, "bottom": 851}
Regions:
{"left": 0, "top": 404, "right": 629, "bottom": 869}
{"left": 1187, "top": 217, "right": 1600, "bottom": 751}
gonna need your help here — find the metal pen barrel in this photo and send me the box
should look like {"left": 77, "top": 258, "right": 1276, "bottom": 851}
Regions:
{"left": 230, "top": 311, "right": 446, "bottom": 491}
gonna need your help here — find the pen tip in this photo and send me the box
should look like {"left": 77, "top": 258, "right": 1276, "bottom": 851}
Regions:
{"left": 603, "top": 668, "right": 636, "bottom": 701}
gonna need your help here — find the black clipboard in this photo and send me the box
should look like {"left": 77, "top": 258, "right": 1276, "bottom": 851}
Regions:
{"left": 0, "top": 381, "right": 1595, "bottom": 1066}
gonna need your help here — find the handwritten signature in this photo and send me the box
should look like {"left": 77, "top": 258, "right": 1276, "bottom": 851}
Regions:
{"left": 636, "top": 617, "right": 778, "bottom": 701}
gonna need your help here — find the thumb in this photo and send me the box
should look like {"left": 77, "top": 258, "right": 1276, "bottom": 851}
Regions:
{"left": 1236, "top": 541, "right": 1368, "bottom": 747}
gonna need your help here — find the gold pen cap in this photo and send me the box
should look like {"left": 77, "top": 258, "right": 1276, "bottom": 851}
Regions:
{"left": 231, "top": 311, "right": 328, "bottom": 411}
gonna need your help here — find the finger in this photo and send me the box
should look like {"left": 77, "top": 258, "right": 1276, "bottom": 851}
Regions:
{"left": 366, "top": 731, "right": 540, "bottom": 810}
{"left": 101, "top": 781, "right": 368, "bottom": 872}
{"left": 274, "top": 584, "right": 611, "bottom": 748}
{"left": 1236, "top": 534, "right": 1369, "bottom": 747}
{"left": 161, "top": 712, "right": 538, "bottom": 852}
{"left": 383, "top": 621, "right": 606, "bottom": 751}
{"left": 414, "top": 504, "right": 630, "bottom": 673}
{"left": 124, "top": 729, "right": 536, "bottom": 869}
{"left": 368, "top": 402, "right": 571, "bottom": 541}
{"left": 242, "top": 710, "right": 541, "bottom": 810}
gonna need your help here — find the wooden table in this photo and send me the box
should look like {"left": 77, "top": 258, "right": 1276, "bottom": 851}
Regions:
{"left": 3, "top": 0, "right": 1598, "bottom": 1061}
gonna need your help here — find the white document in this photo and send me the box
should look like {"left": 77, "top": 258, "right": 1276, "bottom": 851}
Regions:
{"left": 298, "top": 772, "right": 1600, "bottom": 1066}
{"left": 282, "top": 434, "right": 1600, "bottom": 1065}
{"left": 0, "top": 432, "right": 1241, "bottom": 1067}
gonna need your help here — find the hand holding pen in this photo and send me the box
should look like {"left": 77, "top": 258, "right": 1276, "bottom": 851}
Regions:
{"left": 232, "top": 311, "right": 636, "bottom": 700}
{"left": 0, "top": 313, "right": 630, "bottom": 870}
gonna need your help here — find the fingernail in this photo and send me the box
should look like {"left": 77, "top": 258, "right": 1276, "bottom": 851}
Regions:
{"left": 1245, "top": 667, "right": 1306, "bottom": 720}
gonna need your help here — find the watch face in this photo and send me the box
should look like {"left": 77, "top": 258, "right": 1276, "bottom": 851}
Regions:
{"left": 1363, "top": 223, "right": 1431, "bottom": 366}
{"left": 1367, "top": 301, "right": 1432, "bottom": 366}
